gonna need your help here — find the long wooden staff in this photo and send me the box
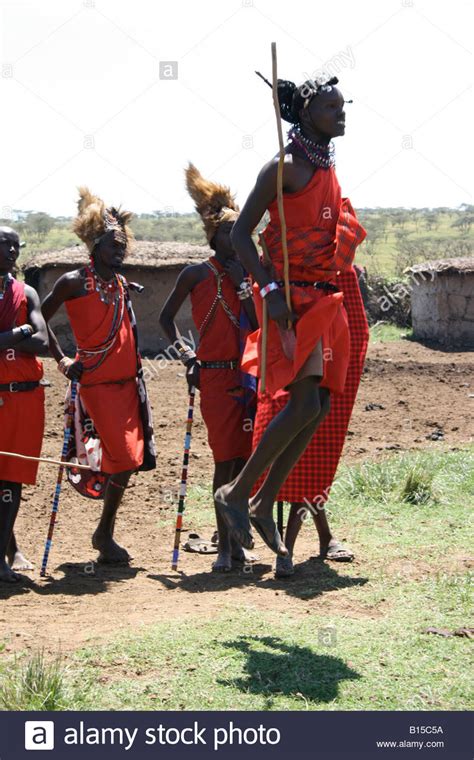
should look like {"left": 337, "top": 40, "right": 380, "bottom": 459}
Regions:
{"left": 271, "top": 41, "right": 292, "bottom": 318}
{"left": 171, "top": 386, "right": 196, "bottom": 571}
{"left": 40, "top": 380, "right": 78, "bottom": 577}
{"left": 258, "top": 233, "right": 271, "bottom": 393}
{"left": 0, "top": 451, "right": 89, "bottom": 471}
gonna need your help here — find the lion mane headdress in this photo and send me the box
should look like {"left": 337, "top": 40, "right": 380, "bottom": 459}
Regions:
{"left": 185, "top": 163, "right": 239, "bottom": 245}
{"left": 72, "top": 186, "right": 134, "bottom": 254}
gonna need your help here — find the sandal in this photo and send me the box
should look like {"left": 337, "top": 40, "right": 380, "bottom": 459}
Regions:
{"left": 183, "top": 533, "right": 218, "bottom": 554}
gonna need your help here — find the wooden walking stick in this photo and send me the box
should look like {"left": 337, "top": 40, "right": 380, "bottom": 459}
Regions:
{"left": 259, "top": 43, "right": 294, "bottom": 389}
{"left": 0, "top": 451, "right": 89, "bottom": 471}
{"left": 271, "top": 41, "right": 292, "bottom": 322}
{"left": 171, "top": 386, "right": 196, "bottom": 571}
{"left": 258, "top": 233, "right": 272, "bottom": 394}
{"left": 40, "top": 380, "right": 78, "bottom": 577}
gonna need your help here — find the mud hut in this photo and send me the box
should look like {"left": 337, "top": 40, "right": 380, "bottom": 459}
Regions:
{"left": 408, "top": 258, "right": 474, "bottom": 347}
{"left": 23, "top": 241, "right": 210, "bottom": 355}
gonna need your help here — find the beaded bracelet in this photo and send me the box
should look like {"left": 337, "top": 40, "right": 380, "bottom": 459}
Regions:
{"left": 260, "top": 282, "right": 279, "bottom": 298}
{"left": 57, "top": 357, "right": 73, "bottom": 376}
{"left": 237, "top": 281, "right": 253, "bottom": 300}
{"left": 178, "top": 348, "right": 197, "bottom": 367}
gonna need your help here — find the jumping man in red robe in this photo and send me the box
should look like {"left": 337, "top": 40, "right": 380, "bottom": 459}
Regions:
{"left": 215, "top": 75, "right": 366, "bottom": 558}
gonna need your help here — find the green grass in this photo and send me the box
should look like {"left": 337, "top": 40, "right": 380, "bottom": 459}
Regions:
{"left": 356, "top": 209, "right": 473, "bottom": 276}
{"left": 0, "top": 651, "right": 91, "bottom": 711}
{"left": 369, "top": 324, "right": 412, "bottom": 343}
{"left": 1, "top": 448, "right": 472, "bottom": 711}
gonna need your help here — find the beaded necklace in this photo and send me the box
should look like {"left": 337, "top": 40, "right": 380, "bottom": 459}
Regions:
{"left": 77, "top": 266, "right": 126, "bottom": 372}
{"left": 198, "top": 260, "right": 240, "bottom": 337}
{"left": 88, "top": 261, "right": 121, "bottom": 305}
{"left": 288, "top": 125, "right": 335, "bottom": 169}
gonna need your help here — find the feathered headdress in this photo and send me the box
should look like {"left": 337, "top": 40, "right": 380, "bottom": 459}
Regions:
{"left": 185, "top": 163, "right": 239, "bottom": 244}
{"left": 72, "top": 186, "right": 133, "bottom": 253}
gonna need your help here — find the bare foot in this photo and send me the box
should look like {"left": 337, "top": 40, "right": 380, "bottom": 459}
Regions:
{"left": 92, "top": 530, "right": 131, "bottom": 564}
{"left": 212, "top": 551, "right": 232, "bottom": 573}
{"left": 230, "top": 539, "right": 259, "bottom": 564}
{"left": 248, "top": 498, "right": 288, "bottom": 557}
{"left": 0, "top": 560, "right": 21, "bottom": 584}
{"left": 10, "top": 551, "right": 34, "bottom": 572}
{"left": 275, "top": 554, "right": 295, "bottom": 578}
{"left": 214, "top": 485, "right": 253, "bottom": 550}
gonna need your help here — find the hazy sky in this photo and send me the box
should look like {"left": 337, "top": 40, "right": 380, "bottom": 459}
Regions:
{"left": 1, "top": 0, "right": 472, "bottom": 216}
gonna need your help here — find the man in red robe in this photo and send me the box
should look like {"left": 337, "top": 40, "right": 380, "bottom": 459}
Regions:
{"left": 160, "top": 164, "right": 257, "bottom": 572}
{"left": 216, "top": 75, "right": 366, "bottom": 557}
{"left": 42, "top": 189, "right": 155, "bottom": 565}
{"left": 0, "top": 226, "right": 48, "bottom": 582}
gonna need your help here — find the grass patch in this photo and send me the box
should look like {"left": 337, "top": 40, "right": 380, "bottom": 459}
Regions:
{"left": 0, "top": 651, "right": 91, "bottom": 711}
{"left": 401, "top": 467, "right": 436, "bottom": 505}
{"left": 369, "top": 323, "right": 412, "bottom": 343}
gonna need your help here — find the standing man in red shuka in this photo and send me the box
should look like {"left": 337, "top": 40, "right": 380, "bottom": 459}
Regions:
{"left": 42, "top": 189, "right": 156, "bottom": 566}
{"left": 160, "top": 164, "right": 258, "bottom": 572}
{"left": 0, "top": 226, "right": 49, "bottom": 582}
{"left": 215, "top": 75, "right": 366, "bottom": 558}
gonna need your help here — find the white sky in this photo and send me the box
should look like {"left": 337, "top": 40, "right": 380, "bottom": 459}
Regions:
{"left": 0, "top": 0, "right": 472, "bottom": 216}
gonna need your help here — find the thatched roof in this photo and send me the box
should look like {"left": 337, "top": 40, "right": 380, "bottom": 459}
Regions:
{"left": 406, "top": 257, "right": 474, "bottom": 276}
{"left": 22, "top": 241, "right": 210, "bottom": 273}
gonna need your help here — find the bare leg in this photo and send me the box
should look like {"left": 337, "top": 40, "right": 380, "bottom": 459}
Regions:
{"left": 212, "top": 459, "right": 257, "bottom": 572}
{"left": 212, "top": 460, "right": 237, "bottom": 573}
{"left": 92, "top": 470, "right": 133, "bottom": 563}
{"left": 216, "top": 381, "right": 330, "bottom": 555}
{"left": 0, "top": 482, "right": 22, "bottom": 582}
{"left": 282, "top": 502, "right": 354, "bottom": 562}
{"left": 7, "top": 531, "right": 34, "bottom": 571}
{"left": 251, "top": 388, "right": 330, "bottom": 519}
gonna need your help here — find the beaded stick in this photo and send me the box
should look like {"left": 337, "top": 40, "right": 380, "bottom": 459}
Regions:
{"left": 171, "top": 386, "right": 196, "bottom": 571}
{"left": 40, "top": 380, "right": 78, "bottom": 577}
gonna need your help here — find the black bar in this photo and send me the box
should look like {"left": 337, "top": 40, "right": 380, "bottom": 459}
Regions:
{"left": 1, "top": 710, "right": 471, "bottom": 759}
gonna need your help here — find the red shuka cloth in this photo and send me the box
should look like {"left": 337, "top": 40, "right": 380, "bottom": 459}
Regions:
{"left": 241, "top": 167, "right": 366, "bottom": 396}
{"left": 190, "top": 257, "right": 253, "bottom": 463}
{"left": 0, "top": 279, "right": 45, "bottom": 484}
{"left": 65, "top": 277, "right": 144, "bottom": 475}
{"left": 252, "top": 267, "right": 369, "bottom": 502}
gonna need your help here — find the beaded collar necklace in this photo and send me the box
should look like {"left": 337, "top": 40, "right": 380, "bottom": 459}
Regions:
{"left": 88, "top": 262, "right": 122, "bottom": 306}
{"left": 288, "top": 125, "right": 335, "bottom": 169}
{"left": 0, "top": 273, "right": 13, "bottom": 300}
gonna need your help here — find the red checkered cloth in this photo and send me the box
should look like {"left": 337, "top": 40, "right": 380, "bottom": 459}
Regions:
{"left": 251, "top": 266, "right": 369, "bottom": 502}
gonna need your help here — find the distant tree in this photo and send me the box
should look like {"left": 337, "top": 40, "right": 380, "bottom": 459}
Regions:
{"left": 24, "top": 212, "right": 55, "bottom": 235}
{"left": 451, "top": 215, "right": 474, "bottom": 234}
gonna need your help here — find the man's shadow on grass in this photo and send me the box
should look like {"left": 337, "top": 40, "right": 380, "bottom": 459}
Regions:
{"left": 0, "top": 562, "right": 143, "bottom": 600}
{"left": 219, "top": 635, "right": 360, "bottom": 705}
{"left": 150, "top": 556, "right": 368, "bottom": 600}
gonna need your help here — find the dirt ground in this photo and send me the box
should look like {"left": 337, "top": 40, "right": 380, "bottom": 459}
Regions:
{"left": 1, "top": 341, "right": 473, "bottom": 654}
